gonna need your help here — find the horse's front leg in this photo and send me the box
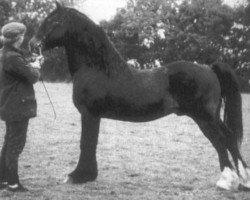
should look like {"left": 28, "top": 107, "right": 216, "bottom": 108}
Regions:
{"left": 65, "top": 108, "right": 100, "bottom": 184}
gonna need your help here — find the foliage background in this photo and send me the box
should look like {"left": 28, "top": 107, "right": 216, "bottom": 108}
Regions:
{"left": 0, "top": 0, "right": 250, "bottom": 91}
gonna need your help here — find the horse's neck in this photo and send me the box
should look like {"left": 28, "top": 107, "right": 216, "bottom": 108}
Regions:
{"left": 65, "top": 46, "right": 82, "bottom": 75}
{"left": 65, "top": 39, "right": 130, "bottom": 76}
{"left": 103, "top": 42, "right": 129, "bottom": 74}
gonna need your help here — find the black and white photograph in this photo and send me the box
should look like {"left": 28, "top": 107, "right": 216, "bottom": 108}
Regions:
{"left": 0, "top": 0, "right": 250, "bottom": 199}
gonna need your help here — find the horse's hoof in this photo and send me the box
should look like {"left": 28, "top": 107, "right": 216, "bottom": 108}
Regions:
{"left": 64, "top": 172, "right": 97, "bottom": 184}
{"left": 238, "top": 163, "right": 250, "bottom": 191}
{"left": 238, "top": 183, "right": 250, "bottom": 191}
{"left": 216, "top": 167, "right": 239, "bottom": 191}
{"left": 239, "top": 174, "right": 250, "bottom": 191}
{"left": 216, "top": 180, "right": 237, "bottom": 191}
{"left": 63, "top": 176, "right": 74, "bottom": 184}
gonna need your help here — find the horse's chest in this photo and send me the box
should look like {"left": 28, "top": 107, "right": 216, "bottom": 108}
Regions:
{"left": 72, "top": 74, "right": 107, "bottom": 111}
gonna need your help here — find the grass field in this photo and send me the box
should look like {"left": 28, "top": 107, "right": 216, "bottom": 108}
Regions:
{"left": 0, "top": 82, "right": 250, "bottom": 200}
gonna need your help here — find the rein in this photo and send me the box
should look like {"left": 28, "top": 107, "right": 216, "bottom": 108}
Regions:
{"left": 38, "top": 47, "right": 57, "bottom": 120}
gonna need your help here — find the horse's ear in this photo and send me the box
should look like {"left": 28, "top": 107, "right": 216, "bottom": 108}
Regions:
{"left": 55, "top": 1, "right": 62, "bottom": 10}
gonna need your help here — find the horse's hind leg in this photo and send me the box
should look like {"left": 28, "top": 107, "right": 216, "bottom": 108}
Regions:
{"left": 194, "top": 119, "right": 240, "bottom": 190}
{"left": 65, "top": 108, "right": 100, "bottom": 184}
{"left": 217, "top": 120, "right": 250, "bottom": 191}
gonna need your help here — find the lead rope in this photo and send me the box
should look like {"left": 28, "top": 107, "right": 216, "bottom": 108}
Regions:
{"left": 38, "top": 47, "right": 57, "bottom": 120}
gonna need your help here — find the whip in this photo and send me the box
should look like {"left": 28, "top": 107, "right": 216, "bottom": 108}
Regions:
{"left": 36, "top": 47, "right": 57, "bottom": 120}
{"left": 40, "top": 78, "right": 57, "bottom": 120}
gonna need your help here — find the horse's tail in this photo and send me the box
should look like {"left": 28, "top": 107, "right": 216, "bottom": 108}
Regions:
{"left": 211, "top": 62, "right": 243, "bottom": 147}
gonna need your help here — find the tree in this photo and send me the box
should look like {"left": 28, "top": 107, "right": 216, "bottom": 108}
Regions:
{"left": 101, "top": 0, "right": 250, "bottom": 91}
{"left": 0, "top": 0, "right": 10, "bottom": 26}
{"left": 232, "top": 1, "right": 250, "bottom": 92}
{"left": 101, "top": 0, "right": 236, "bottom": 68}
{"left": 0, "top": 0, "right": 11, "bottom": 47}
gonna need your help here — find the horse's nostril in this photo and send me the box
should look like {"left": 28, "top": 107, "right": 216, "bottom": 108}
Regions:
{"left": 29, "top": 42, "right": 41, "bottom": 54}
{"left": 36, "top": 42, "right": 42, "bottom": 48}
{"left": 29, "top": 37, "right": 42, "bottom": 52}
{"left": 29, "top": 40, "right": 35, "bottom": 51}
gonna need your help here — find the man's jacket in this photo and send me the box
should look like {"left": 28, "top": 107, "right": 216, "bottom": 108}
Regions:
{"left": 0, "top": 44, "right": 40, "bottom": 121}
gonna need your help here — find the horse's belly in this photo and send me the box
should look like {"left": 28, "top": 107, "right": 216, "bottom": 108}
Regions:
{"left": 101, "top": 95, "right": 177, "bottom": 122}
{"left": 104, "top": 111, "right": 169, "bottom": 122}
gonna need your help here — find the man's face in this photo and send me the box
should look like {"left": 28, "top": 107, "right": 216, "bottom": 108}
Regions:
{"left": 15, "top": 35, "right": 24, "bottom": 48}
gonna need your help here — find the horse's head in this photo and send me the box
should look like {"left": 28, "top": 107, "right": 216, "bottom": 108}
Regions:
{"left": 29, "top": 2, "right": 68, "bottom": 52}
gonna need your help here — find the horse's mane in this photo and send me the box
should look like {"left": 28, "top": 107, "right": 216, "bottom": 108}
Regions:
{"left": 62, "top": 7, "right": 127, "bottom": 76}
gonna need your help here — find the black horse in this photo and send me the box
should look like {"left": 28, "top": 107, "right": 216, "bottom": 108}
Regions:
{"left": 29, "top": 2, "right": 250, "bottom": 191}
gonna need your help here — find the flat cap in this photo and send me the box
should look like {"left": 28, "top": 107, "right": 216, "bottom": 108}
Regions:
{"left": 1, "top": 22, "right": 26, "bottom": 39}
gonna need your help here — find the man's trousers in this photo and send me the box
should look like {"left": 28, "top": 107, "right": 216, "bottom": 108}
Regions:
{"left": 0, "top": 119, "right": 29, "bottom": 185}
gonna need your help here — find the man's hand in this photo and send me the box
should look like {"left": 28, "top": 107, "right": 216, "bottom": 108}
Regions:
{"left": 37, "top": 55, "right": 44, "bottom": 66}
{"left": 30, "top": 55, "right": 44, "bottom": 69}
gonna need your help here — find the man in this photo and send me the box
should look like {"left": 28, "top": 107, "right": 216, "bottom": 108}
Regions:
{"left": 0, "top": 22, "right": 41, "bottom": 192}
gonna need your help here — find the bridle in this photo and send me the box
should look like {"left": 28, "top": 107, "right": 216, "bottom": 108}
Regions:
{"left": 32, "top": 19, "right": 63, "bottom": 52}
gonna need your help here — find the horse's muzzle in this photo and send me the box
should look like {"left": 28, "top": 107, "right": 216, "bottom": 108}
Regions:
{"left": 29, "top": 37, "right": 42, "bottom": 54}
